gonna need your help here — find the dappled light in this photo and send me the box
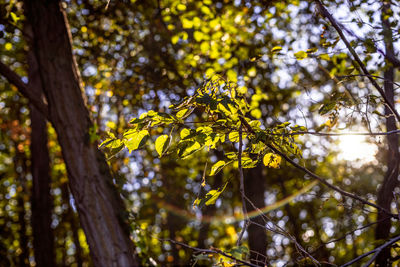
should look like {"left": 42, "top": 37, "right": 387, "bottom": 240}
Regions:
{"left": 1, "top": 0, "right": 400, "bottom": 266}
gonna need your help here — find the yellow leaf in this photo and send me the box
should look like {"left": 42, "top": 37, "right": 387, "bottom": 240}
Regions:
{"left": 294, "top": 51, "right": 308, "bottom": 60}
{"left": 271, "top": 46, "right": 282, "bottom": 53}
{"left": 5, "top": 43, "right": 12, "bottom": 51}
{"left": 263, "top": 153, "right": 281, "bottom": 168}
{"left": 155, "top": 135, "right": 169, "bottom": 157}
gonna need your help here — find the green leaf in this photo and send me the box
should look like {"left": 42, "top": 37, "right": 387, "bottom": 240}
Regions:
{"left": 123, "top": 129, "right": 149, "bottom": 152}
{"left": 318, "top": 102, "right": 336, "bottom": 115}
{"left": 180, "top": 128, "right": 192, "bottom": 139}
{"left": 249, "top": 120, "right": 261, "bottom": 128}
{"left": 229, "top": 246, "right": 249, "bottom": 259}
{"left": 318, "top": 53, "right": 331, "bottom": 61}
{"left": 176, "top": 108, "right": 189, "bottom": 118}
{"left": 205, "top": 182, "right": 228, "bottom": 205}
{"left": 99, "top": 138, "right": 122, "bottom": 150}
{"left": 241, "top": 157, "right": 257, "bottom": 168}
{"left": 10, "top": 12, "right": 20, "bottom": 23}
{"left": 294, "top": 51, "right": 308, "bottom": 60}
{"left": 178, "top": 141, "right": 202, "bottom": 158}
{"left": 210, "top": 160, "right": 227, "bottom": 176}
{"left": 155, "top": 135, "right": 169, "bottom": 157}
{"left": 228, "top": 131, "right": 239, "bottom": 142}
{"left": 306, "top": 47, "right": 318, "bottom": 54}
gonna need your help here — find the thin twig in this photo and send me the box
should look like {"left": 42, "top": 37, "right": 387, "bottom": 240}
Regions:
{"left": 315, "top": 0, "right": 400, "bottom": 123}
{"left": 267, "top": 143, "right": 396, "bottom": 218}
{"left": 244, "top": 195, "right": 320, "bottom": 266}
{"left": 341, "top": 235, "right": 400, "bottom": 267}
{"left": 0, "top": 61, "right": 49, "bottom": 118}
{"left": 272, "top": 129, "right": 400, "bottom": 137}
{"left": 237, "top": 124, "right": 249, "bottom": 246}
{"left": 336, "top": 74, "right": 400, "bottom": 89}
{"left": 161, "top": 238, "right": 259, "bottom": 267}
{"left": 310, "top": 217, "right": 390, "bottom": 255}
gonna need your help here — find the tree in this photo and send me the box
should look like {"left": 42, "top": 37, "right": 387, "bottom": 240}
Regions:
{"left": 2, "top": 0, "right": 400, "bottom": 266}
{"left": 1, "top": 1, "right": 138, "bottom": 266}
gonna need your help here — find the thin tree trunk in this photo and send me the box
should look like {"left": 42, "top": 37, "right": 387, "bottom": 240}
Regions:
{"left": 30, "top": 105, "right": 56, "bottom": 267}
{"left": 23, "top": 1, "right": 138, "bottom": 266}
{"left": 375, "top": 2, "right": 399, "bottom": 266}
{"left": 28, "top": 35, "right": 56, "bottom": 266}
{"left": 244, "top": 165, "right": 267, "bottom": 265}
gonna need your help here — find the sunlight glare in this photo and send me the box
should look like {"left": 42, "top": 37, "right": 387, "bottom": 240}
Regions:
{"left": 337, "top": 135, "right": 378, "bottom": 162}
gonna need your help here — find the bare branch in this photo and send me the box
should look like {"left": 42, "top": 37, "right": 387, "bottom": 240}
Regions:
{"left": 378, "top": 48, "right": 400, "bottom": 69}
{"left": 315, "top": 0, "right": 400, "bottom": 123}
{"left": 336, "top": 74, "right": 400, "bottom": 89}
{"left": 274, "top": 129, "right": 400, "bottom": 137}
{"left": 237, "top": 123, "right": 249, "bottom": 246}
{"left": 0, "top": 61, "right": 49, "bottom": 118}
{"left": 341, "top": 234, "right": 400, "bottom": 267}
{"left": 161, "top": 238, "right": 259, "bottom": 267}
{"left": 244, "top": 195, "right": 320, "bottom": 266}
{"left": 267, "top": 143, "right": 396, "bottom": 218}
{"left": 310, "top": 217, "right": 390, "bottom": 255}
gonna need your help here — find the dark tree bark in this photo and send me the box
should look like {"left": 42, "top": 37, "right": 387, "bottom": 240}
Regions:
{"left": 375, "top": 3, "right": 399, "bottom": 266}
{"left": 30, "top": 105, "right": 56, "bottom": 267}
{"left": 27, "top": 38, "right": 56, "bottom": 267}
{"left": 23, "top": 1, "right": 138, "bottom": 266}
{"left": 244, "top": 165, "right": 267, "bottom": 265}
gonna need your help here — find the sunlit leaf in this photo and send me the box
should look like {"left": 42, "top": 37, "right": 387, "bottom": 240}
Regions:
{"left": 205, "top": 182, "right": 228, "bottom": 205}
{"left": 294, "top": 51, "right": 308, "bottom": 60}
{"left": 155, "top": 135, "right": 169, "bottom": 157}
{"left": 210, "top": 160, "right": 227, "bottom": 176}
{"left": 263, "top": 153, "right": 281, "bottom": 168}
{"left": 123, "top": 129, "right": 149, "bottom": 152}
{"left": 271, "top": 46, "right": 282, "bottom": 53}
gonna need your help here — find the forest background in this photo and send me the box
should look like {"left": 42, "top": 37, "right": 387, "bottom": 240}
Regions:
{"left": 1, "top": 0, "right": 400, "bottom": 266}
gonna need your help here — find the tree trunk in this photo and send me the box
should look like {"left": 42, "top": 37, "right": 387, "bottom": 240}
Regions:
{"left": 244, "top": 165, "right": 267, "bottom": 265}
{"left": 28, "top": 36, "right": 56, "bottom": 266}
{"left": 30, "top": 105, "right": 56, "bottom": 267}
{"left": 375, "top": 3, "right": 399, "bottom": 266}
{"left": 23, "top": 1, "right": 138, "bottom": 266}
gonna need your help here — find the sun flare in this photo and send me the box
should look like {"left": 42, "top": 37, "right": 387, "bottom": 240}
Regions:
{"left": 337, "top": 135, "right": 378, "bottom": 162}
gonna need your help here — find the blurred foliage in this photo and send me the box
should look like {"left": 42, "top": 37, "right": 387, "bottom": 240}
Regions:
{"left": 1, "top": 0, "right": 400, "bottom": 266}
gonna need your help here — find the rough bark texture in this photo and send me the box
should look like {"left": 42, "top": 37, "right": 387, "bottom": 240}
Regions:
{"left": 28, "top": 41, "right": 56, "bottom": 267}
{"left": 23, "top": 1, "right": 138, "bottom": 266}
{"left": 375, "top": 3, "right": 399, "bottom": 266}
{"left": 244, "top": 165, "right": 267, "bottom": 265}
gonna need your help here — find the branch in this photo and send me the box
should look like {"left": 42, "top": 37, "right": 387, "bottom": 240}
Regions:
{"left": 341, "top": 234, "right": 400, "bottom": 267}
{"left": 244, "top": 195, "right": 320, "bottom": 266}
{"left": 315, "top": 0, "right": 400, "bottom": 123}
{"left": 379, "top": 48, "right": 400, "bottom": 69}
{"left": 310, "top": 217, "right": 390, "bottom": 255}
{"left": 336, "top": 74, "right": 400, "bottom": 89}
{"left": 237, "top": 123, "right": 249, "bottom": 246}
{"left": 0, "top": 61, "right": 48, "bottom": 118}
{"left": 272, "top": 129, "right": 400, "bottom": 137}
{"left": 267, "top": 143, "right": 396, "bottom": 218}
{"left": 162, "top": 238, "right": 259, "bottom": 267}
